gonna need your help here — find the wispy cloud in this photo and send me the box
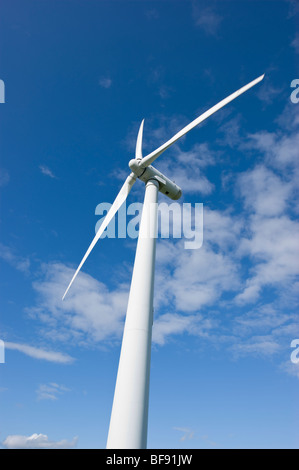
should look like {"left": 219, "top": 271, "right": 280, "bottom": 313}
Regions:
{"left": 145, "top": 8, "right": 159, "bottom": 20}
{"left": 192, "top": 4, "right": 223, "bottom": 36}
{"left": 0, "top": 168, "right": 10, "bottom": 187}
{"left": 27, "top": 262, "right": 129, "bottom": 345}
{"left": 156, "top": 142, "right": 217, "bottom": 195}
{"left": 127, "top": 115, "right": 217, "bottom": 195}
{"left": 39, "top": 165, "right": 56, "bottom": 179}
{"left": 228, "top": 303, "right": 299, "bottom": 361}
{"left": 291, "top": 33, "right": 299, "bottom": 54}
{"left": 2, "top": 433, "right": 78, "bottom": 449}
{"left": 158, "top": 85, "right": 174, "bottom": 100}
{"left": 36, "top": 382, "right": 71, "bottom": 401}
{"left": 99, "top": 77, "right": 112, "bottom": 89}
{"left": 230, "top": 335, "right": 281, "bottom": 358}
{"left": 237, "top": 165, "right": 293, "bottom": 217}
{"left": 233, "top": 106, "right": 299, "bottom": 305}
{"left": 19, "top": 102, "right": 299, "bottom": 377}
{"left": 153, "top": 313, "right": 205, "bottom": 345}
{"left": 287, "top": 0, "right": 299, "bottom": 18}
{"left": 173, "top": 427, "right": 195, "bottom": 442}
{"left": 155, "top": 240, "right": 240, "bottom": 314}
{"left": 0, "top": 243, "right": 30, "bottom": 273}
{"left": 256, "top": 81, "right": 282, "bottom": 105}
{"left": 5, "top": 341, "right": 74, "bottom": 364}
{"left": 200, "top": 434, "right": 218, "bottom": 447}
{"left": 280, "top": 360, "right": 299, "bottom": 380}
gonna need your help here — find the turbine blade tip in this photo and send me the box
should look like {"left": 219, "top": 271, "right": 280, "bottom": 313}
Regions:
{"left": 62, "top": 286, "right": 70, "bottom": 301}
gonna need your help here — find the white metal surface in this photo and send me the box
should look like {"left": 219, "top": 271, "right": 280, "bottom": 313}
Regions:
{"left": 106, "top": 179, "right": 159, "bottom": 449}
{"left": 129, "top": 159, "right": 182, "bottom": 200}
{"left": 135, "top": 119, "right": 144, "bottom": 160}
{"left": 62, "top": 75, "right": 264, "bottom": 301}
{"left": 140, "top": 74, "right": 264, "bottom": 168}
{"left": 62, "top": 172, "right": 136, "bottom": 300}
{"left": 61, "top": 74, "right": 265, "bottom": 449}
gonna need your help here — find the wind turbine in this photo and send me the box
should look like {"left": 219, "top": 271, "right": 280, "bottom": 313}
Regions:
{"left": 62, "top": 73, "right": 264, "bottom": 449}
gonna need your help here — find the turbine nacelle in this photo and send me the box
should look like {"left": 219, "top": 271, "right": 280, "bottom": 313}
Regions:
{"left": 129, "top": 158, "right": 182, "bottom": 200}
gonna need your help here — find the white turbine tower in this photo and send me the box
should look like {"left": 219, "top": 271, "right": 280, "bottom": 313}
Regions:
{"left": 62, "top": 74, "right": 264, "bottom": 449}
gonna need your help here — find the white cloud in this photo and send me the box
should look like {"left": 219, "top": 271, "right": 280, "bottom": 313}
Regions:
{"left": 99, "top": 77, "right": 112, "bottom": 89}
{"left": 245, "top": 130, "right": 299, "bottom": 169}
{"left": 280, "top": 361, "right": 299, "bottom": 380}
{"left": 19, "top": 94, "right": 299, "bottom": 369}
{"left": 219, "top": 104, "right": 299, "bottom": 173}
{"left": 291, "top": 33, "right": 299, "bottom": 53}
{"left": 0, "top": 243, "right": 30, "bottom": 273}
{"left": 287, "top": 0, "right": 299, "bottom": 17}
{"left": 5, "top": 342, "right": 74, "bottom": 364}
{"left": 200, "top": 434, "right": 217, "bottom": 447}
{"left": 156, "top": 142, "right": 217, "bottom": 195}
{"left": 235, "top": 214, "right": 299, "bottom": 304}
{"left": 153, "top": 313, "right": 199, "bottom": 345}
{"left": 153, "top": 311, "right": 216, "bottom": 346}
{"left": 224, "top": 299, "right": 299, "bottom": 361}
{"left": 230, "top": 335, "right": 281, "bottom": 358}
{"left": 151, "top": 206, "right": 243, "bottom": 339}
{"left": 238, "top": 165, "right": 293, "bottom": 217}
{"left": 39, "top": 165, "right": 56, "bottom": 179}
{"left": 217, "top": 114, "right": 242, "bottom": 148}
{"left": 230, "top": 335, "right": 282, "bottom": 358}
{"left": 36, "top": 382, "right": 71, "bottom": 401}
{"left": 124, "top": 113, "right": 217, "bottom": 196}
{"left": 2, "top": 433, "right": 78, "bottom": 449}
{"left": 158, "top": 85, "right": 173, "bottom": 100}
{"left": 232, "top": 304, "right": 299, "bottom": 339}
{"left": 27, "top": 262, "right": 129, "bottom": 344}
{"left": 166, "top": 244, "right": 239, "bottom": 312}
{"left": 192, "top": 5, "right": 223, "bottom": 36}
{"left": 138, "top": 114, "right": 190, "bottom": 155}
{"left": 145, "top": 8, "right": 159, "bottom": 21}
{"left": 164, "top": 166, "right": 214, "bottom": 195}
{"left": 145, "top": 100, "right": 299, "bottom": 363}
{"left": 173, "top": 427, "right": 195, "bottom": 441}
{"left": 0, "top": 168, "right": 10, "bottom": 187}
{"left": 202, "top": 207, "right": 243, "bottom": 250}
{"left": 233, "top": 105, "right": 299, "bottom": 304}
{"left": 256, "top": 77, "right": 282, "bottom": 105}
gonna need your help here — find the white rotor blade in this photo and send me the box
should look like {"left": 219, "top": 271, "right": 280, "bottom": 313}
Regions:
{"left": 135, "top": 119, "right": 144, "bottom": 160}
{"left": 140, "top": 74, "right": 264, "bottom": 168}
{"left": 62, "top": 173, "right": 136, "bottom": 300}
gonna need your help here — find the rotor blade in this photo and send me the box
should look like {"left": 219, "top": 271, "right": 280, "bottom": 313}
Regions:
{"left": 140, "top": 74, "right": 264, "bottom": 168}
{"left": 62, "top": 173, "right": 136, "bottom": 300}
{"left": 135, "top": 119, "right": 144, "bottom": 160}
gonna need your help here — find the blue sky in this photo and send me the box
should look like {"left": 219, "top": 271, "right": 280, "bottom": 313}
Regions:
{"left": 0, "top": 0, "right": 298, "bottom": 449}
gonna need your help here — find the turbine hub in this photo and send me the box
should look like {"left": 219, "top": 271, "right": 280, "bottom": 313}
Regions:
{"left": 129, "top": 158, "right": 145, "bottom": 177}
